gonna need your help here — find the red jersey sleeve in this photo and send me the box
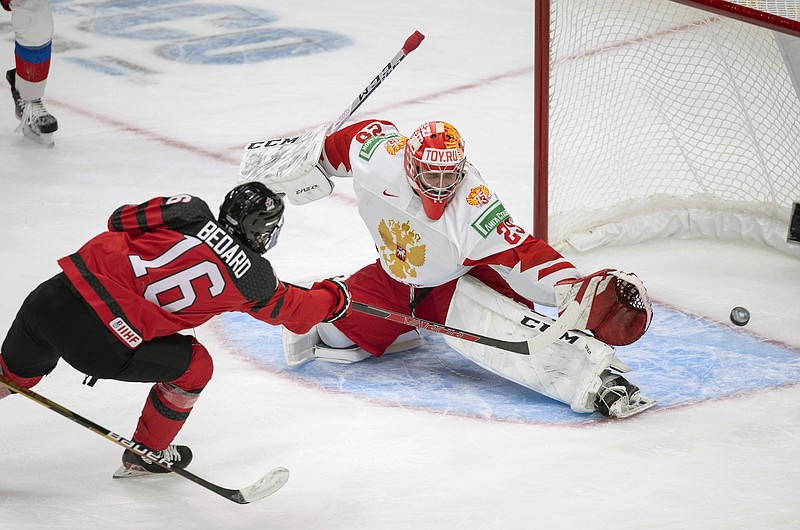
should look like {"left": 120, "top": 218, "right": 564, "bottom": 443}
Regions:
{"left": 322, "top": 119, "right": 397, "bottom": 175}
{"left": 250, "top": 281, "right": 339, "bottom": 335}
{"left": 107, "top": 197, "right": 168, "bottom": 237}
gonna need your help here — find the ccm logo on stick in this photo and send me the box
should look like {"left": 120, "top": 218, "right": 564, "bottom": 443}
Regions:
{"left": 520, "top": 315, "right": 579, "bottom": 344}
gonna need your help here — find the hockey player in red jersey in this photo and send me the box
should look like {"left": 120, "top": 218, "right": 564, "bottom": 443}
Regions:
{"left": 241, "top": 119, "right": 655, "bottom": 418}
{"left": 3, "top": 0, "right": 58, "bottom": 146}
{"left": 0, "top": 182, "right": 350, "bottom": 476}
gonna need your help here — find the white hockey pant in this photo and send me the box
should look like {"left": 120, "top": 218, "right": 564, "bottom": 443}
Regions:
{"left": 444, "top": 276, "right": 617, "bottom": 413}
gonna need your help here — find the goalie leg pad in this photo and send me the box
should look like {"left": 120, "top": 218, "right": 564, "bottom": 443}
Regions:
{"left": 444, "top": 276, "right": 618, "bottom": 413}
{"left": 283, "top": 325, "right": 423, "bottom": 366}
{"left": 314, "top": 329, "right": 423, "bottom": 363}
{"left": 283, "top": 325, "right": 321, "bottom": 367}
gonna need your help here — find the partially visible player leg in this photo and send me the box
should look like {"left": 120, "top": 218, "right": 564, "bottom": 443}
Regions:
{"left": 8, "top": 0, "right": 57, "bottom": 145}
{"left": 0, "top": 274, "right": 69, "bottom": 399}
{"left": 0, "top": 353, "right": 44, "bottom": 399}
{"left": 113, "top": 336, "right": 213, "bottom": 478}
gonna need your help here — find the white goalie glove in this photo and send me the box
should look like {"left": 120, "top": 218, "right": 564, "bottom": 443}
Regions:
{"left": 238, "top": 125, "right": 333, "bottom": 205}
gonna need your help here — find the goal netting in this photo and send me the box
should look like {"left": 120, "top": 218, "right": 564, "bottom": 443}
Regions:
{"left": 535, "top": 0, "right": 800, "bottom": 256}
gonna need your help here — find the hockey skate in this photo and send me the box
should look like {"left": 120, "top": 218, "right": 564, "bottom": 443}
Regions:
{"left": 113, "top": 444, "right": 193, "bottom": 478}
{"left": 6, "top": 69, "right": 57, "bottom": 147}
{"left": 594, "top": 370, "right": 655, "bottom": 419}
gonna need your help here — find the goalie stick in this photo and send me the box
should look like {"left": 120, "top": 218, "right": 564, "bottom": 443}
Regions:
{"left": 0, "top": 376, "right": 289, "bottom": 505}
{"left": 351, "top": 299, "right": 582, "bottom": 355}
{"left": 327, "top": 30, "right": 425, "bottom": 134}
{"left": 239, "top": 30, "right": 425, "bottom": 204}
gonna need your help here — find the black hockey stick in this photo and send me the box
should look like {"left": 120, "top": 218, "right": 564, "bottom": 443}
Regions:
{"left": 350, "top": 299, "right": 581, "bottom": 355}
{"left": 327, "top": 30, "right": 425, "bottom": 133}
{"left": 0, "top": 376, "right": 288, "bottom": 504}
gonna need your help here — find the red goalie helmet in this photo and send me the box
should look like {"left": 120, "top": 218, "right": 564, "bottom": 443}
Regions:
{"left": 403, "top": 121, "right": 467, "bottom": 220}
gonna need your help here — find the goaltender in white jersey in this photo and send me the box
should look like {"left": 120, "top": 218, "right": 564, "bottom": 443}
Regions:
{"left": 240, "top": 118, "right": 655, "bottom": 418}
{"left": 347, "top": 124, "right": 570, "bottom": 298}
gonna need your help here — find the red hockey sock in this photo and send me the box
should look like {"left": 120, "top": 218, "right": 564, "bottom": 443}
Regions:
{"left": 132, "top": 340, "right": 213, "bottom": 450}
{"left": 0, "top": 353, "right": 43, "bottom": 397}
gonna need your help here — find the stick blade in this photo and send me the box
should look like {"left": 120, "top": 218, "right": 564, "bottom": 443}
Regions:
{"left": 236, "top": 467, "right": 290, "bottom": 504}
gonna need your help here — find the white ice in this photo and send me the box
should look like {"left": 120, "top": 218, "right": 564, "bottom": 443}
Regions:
{"left": 1, "top": 1, "right": 799, "bottom": 529}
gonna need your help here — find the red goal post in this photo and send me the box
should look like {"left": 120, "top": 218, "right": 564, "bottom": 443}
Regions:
{"left": 534, "top": 0, "right": 800, "bottom": 256}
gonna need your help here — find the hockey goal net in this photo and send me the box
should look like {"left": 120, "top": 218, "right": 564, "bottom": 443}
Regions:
{"left": 534, "top": 0, "right": 800, "bottom": 255}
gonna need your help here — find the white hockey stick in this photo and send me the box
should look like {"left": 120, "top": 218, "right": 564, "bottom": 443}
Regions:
{"left": 239, "top": 30, "right": 425, "bottom": 204}
{"left": 351, "top": 300, "right": 582, "bottom": 355}
{"left": 327, "top": 30, "right": 425, "bottom": 133}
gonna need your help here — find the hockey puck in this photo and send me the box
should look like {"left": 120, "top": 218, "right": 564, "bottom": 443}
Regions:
{"left": 730, "top": 306, "right": 750, "bottom": 326}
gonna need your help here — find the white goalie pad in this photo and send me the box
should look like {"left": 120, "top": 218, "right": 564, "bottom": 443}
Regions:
{"left": 239, "top": 125, "right": 333, "bottom": 205}
{"left": 444, "top": 276, "right": 618, "bottom": 413}
{"left": 282, "top": 325, "right": 423, "bottom": 367}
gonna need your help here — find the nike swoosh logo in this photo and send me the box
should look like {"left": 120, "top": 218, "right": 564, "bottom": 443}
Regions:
{"left": 382, "top": 190, "right": 399, "bottom": 198}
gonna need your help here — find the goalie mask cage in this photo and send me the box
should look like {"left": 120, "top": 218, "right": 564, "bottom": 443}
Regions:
{"left": 534, "top": 0, "right": 800, "bottom": 256}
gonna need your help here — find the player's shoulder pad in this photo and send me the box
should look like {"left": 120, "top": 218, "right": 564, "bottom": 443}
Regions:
{"left": 161, "top": 194, "right": 215, "bottom": 229}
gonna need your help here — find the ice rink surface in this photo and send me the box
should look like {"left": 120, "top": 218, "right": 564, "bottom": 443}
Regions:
{"left": 1, "top": 1, "right": 799, "bottom": 528}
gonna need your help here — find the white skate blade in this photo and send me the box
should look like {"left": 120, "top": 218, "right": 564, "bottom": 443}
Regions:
{"left": 112, "top": 463, "right": 170, "bottom": 479}
{"left": 20, "top": 123, "right": 54, "bottom": 148}
{"left": 610, "top": 394, "right": 656, "bottom": 419}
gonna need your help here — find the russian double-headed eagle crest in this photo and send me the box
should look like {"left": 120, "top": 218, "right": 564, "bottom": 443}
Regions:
{"left": 385, "top": 136, "right": 407, "bottom": 156}
{"left": 466, "top": 185, "right": 492, "bottom": 206}
{"left": 377, "top": 219, "right": 426, "bottom": 279}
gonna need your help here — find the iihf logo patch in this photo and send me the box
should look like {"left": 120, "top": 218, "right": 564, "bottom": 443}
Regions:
{"left": 109, "top": 317, "right": 143, "bottom": 348}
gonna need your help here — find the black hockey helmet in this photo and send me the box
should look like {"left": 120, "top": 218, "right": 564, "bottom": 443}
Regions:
{"left": 219, "top": 182, "right": 285, "bottom": 253}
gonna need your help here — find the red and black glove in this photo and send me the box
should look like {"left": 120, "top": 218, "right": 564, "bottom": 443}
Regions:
{"left": 317, "top": 277, "right": 351, "bottom": 323}
{"left": 1, "top": 0, "right": 12, "bottom": 12}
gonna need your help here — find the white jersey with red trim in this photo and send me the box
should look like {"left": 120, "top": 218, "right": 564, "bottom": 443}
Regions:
{"left": 321, "top": 119, "right": 579, "bottom": 306}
